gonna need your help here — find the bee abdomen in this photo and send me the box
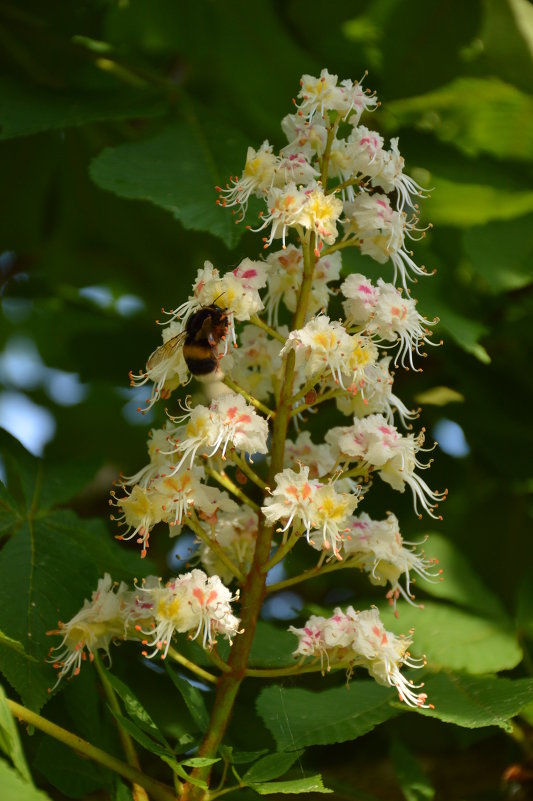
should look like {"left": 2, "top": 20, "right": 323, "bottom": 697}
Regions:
{"left": 183, "top": 342, "right": 217, "bottom": 375}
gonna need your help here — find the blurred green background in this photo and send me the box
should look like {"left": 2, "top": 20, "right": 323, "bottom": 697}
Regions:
{"left": 1, "top": 1, "right": 533, "bottom": 799}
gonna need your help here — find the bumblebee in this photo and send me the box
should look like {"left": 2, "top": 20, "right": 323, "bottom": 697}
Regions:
{"left": 147, "top": 304, "right": 230, "bottom": 377}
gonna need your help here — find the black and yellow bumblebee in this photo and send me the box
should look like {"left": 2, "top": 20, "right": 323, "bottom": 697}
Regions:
{"left": 147, "top": 304, "right": 230, "bottom": 377}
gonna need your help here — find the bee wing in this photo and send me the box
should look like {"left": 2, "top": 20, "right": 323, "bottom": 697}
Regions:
{"left": 146, "top": 331, "right": 186, "bottom": 371}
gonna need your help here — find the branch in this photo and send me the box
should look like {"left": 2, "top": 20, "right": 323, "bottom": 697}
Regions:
{"left": 186, "top": 512, "right": 245, "bottom": 583}
{"left": 7, "top": 699, "right": 176, "bottom": 801}
{"left": 222, "top": 376, "right": 275, "bottom": 418}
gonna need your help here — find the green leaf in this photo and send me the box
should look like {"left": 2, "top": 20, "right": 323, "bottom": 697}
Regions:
{"left": 256, "top": 682, "right": 397, "bottom": 751}
{"left": 415, "top": 672, "right": 533, "bottom": 731}
{"left": 0, "top": 758, "right": 52, "bottom": 800}
{"left": 113, "top": 780, "right": 134, "bottom": 801}
{"left": 413, "top": 533, "right": 508, "bottom": 621}
{"left": 44, "top": 510, "right": 156, "bottom": 585}
{"left": 421, "top": 176, "right": 533, "bottom": 227}
{"left": 249, "top": 621, "right": 298, "bottom": 668}
{"left": 0, "top": 684, "right": 32, "bottom": 783}
{"left": 90, "top": 110, "right": 250, "bottom": 248}
{"left": 165, "top": 664, "right": 210, "bottom": 732}
{"left": 111, "top": 712, "right": 170, "bottom": 759}
{"left": 0, "top": 77, "right": 165, "bottom": 141}
{"left": 464, "top": 215, "right": 533, "bottom": 293}
{"left": 0, "top": 631, "right": 26, "bottom": 658}
{"left": 220, "top": 747, "right": 269, "bottom": 765}
{"left": 243, "top": 751, "right": 304, "bottom": 784}
{"left": 250, "top": 774, "right": 333, "bottom": 794}
{"left": 0, "top": 430, "right": 99, "bottom": 514}
{"left": 34, "top": 737, "right": 111, "bottom": 799}
{"left": 0, "top": 519, "right": 99, "bottom": 710}
{"left": 390, "top": 739, "right": 435, "bottom": 801}
{"left": 379, "top": 601, "right": 522, "bottom": 674}
{"left": 104, "top": 672, "right": 167, "bottom": 745}
{"left": 386, "top": 78, "right": 533, "bottom": 161}
{"left": 479, "top": 0, "right": 533, "bottom": 97}
{"left": 180, "top": 757, "right": 220, "bottom": 767}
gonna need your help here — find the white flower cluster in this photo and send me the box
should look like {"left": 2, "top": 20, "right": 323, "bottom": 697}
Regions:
{"left": 49, "top": 570, "right": 240, "bottom": 685}
{"left": 110, "top": 393, "right": 268, "bottom": 556}
{"left": 290, "top": 606, "right": 431, "bottom": 708}
{"left": 218, "top": 68, "right": 428, "bottom": 285}
{"left": 74, "top": 68, "right": 446, "bottom": 709}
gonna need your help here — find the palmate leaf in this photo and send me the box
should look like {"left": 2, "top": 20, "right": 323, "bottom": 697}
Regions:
{"left": 256, "top": 682, "right": 398, "bottom": 751}
{"left": 414, "top": 672, "right": 533, "bottom": 731}
{"left": 0, "top": 684, "right": 32, "bottom": 783}
{"left": 379, "top": 601, "right": 522, "bottom": 674}
{"left": 0, "top": 433, "right": 155, "bottom": 710}
{"left": 90, "top": 107, "right": 250, "bottom": 249}
{"left": 242, "top": 751, "right": 304, "bottom": 784}
{"left": 385, "top": 77, "right": 533, "bottom": 161}
{"left": 250, "top": 774, "right": 333, "bottom": 795}
{"left": 0, "top": 76, "right": 165, "bottom": 141}
{"left": 0, "top": 758, "right": 52, "bottom": 801}
{"left": 406, "top": 533, "right": 508, "bottom": 622}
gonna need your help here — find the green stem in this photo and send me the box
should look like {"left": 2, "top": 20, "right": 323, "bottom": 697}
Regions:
{"left": 320, "top": 113, "right": 341, "bottom": 189}
{"left": 7, "top": 699, "right": 176, "bottom": 801}
{"left": 167, "top": 646, "right": 219, "bottom": 684}
{"left": 94, "top": 655, "right": 153, "bottom": 801}
{"left": 265, "top": 558, "right": 363, "bottom": 594}
{"left": 203, "top": 466, "right": 260, "bottom": 514}
{"left": 326, "top": 175, "right": 362, "bottom": 196}
{"left": 319, "top": 237, "right": 359, "bottom": 259}
{"left": 186, "top": 513, "right": 245, "bottom": 583}
{"left": 261, "top": 528, "right": 301, "bottom": 574}
{"left": 222, "top": 376, "right": 275, "bottom": 418}
{"left": 245, "top": 663, "right": 329, "bottom": 678}
{"left": 230, "top": 450, "right": 267, "bottom": 490}
{"left": 290, "top": 377, "right": 319, "bottom": 405}
{"left": 183, "top": 234, "right": 318, "bottom": 800}
{"left": 291, "top": 387, "right": 345, "bottom": 417}
{"left": 249, "top": 314, "right": 286, "bottom": 344}
{"left": 204, "top": 647, "right": 232, "bottom": 674}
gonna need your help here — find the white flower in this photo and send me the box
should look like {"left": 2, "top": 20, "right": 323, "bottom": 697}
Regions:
{"left": 281, "top": 113, "right": 328, "bottom": 158}
{"left": 296, "top": 68, "right": 340, "bottom": 118}
{"left": 120, "top": 422, "right": 184, "bottom": 488}
{"left": 216, "top": 141, "right": 279, "bottom": 220}
{"left": 281, "top": 316, "right": 354, "bottom": 386}
{"left": 253, "top": 183, "right": 309, "bottom": 249}
{"left": 341, "top": 272, "right": 380, "bottom": 326}
{"left": 347, "top": 126, "right": 385, "bottom": 180}
{"left": 332, "top": 77, "right": 378, "bottom": 122}
{"left": 110, "top": 484, "right": 168, "bottom": 557}
{"left": 289, "top": 606, "right": 431, "bottom": 708}
{"left": 48, "top": 575, "right": 131, "bottom": 686}
{"left": 371, "top": 138, "right": 429, "bottom": 210}
{"left": 343, "top": 193, "right": 428, "bottom": 290}
{"left": 135, "top": 570, "right": 241, "bottom": 657}
{"left": 264, "top": 246, "right": 341, "bottom": 324}
{"left": 300, "top": 182, "right": 344, "bottom": 251}
{"left": 274, "top": 152, "right": 320, "bottom": 186}
{"left": 230, "top": 324, "right": 284, "bottom": 401}
{"left": 153, "top": 468, "right": 238, "bottom": 532}
{"left": 342, "top": 275, "right": 438, "bottom": 369}
{"left": 309, "top": 483, "right": 359, "bottom": 558}
{"left": 172, "top": 394, "right": 269, "bottom": 472}
{"left": 284, "top": 431, "right": 336, "bottom": 479}
{"left": 326, "top": 414, "right": 446, "bottom": 518}
{"left": 200, "top": 508, "right": 259, "bottom": 583}
{"left": 343, "top": 512, "right": 441, "bottom": 608}
{"left": 262, "top": 465, "right": 320, "bottom": 537}
{"left": 335, "top": 356, "right": 418, "bottom": 427}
